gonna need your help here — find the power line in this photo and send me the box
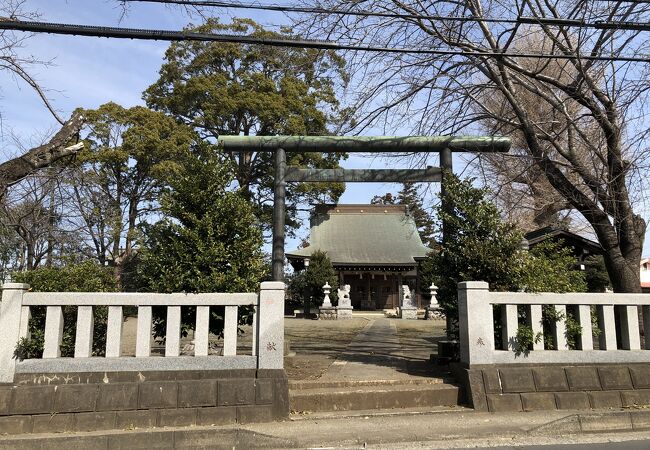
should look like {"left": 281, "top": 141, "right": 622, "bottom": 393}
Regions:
{"left": 123, "top": 0, "right": 650, "bottom": 32}
{"left": 592, "top": 0, "right": 650, "bottom": 3}
{"left": 1, "top": 19, "right": 649, "bottom": 62}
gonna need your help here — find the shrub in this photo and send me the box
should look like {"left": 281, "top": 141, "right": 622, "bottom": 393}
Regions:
{"left": 288, "top": 250, "right": 338, "bottom": 312}
{"left": 133, "top": 146, "right": 266, "bottom": 340}
{"left": 13, "top": 261, "right": 117, "bottom": 359}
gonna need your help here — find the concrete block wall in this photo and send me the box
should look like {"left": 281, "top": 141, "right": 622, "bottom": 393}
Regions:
{"left": 0, "top": 369, "right": 289, "bottom": 435}
{"left": 453, "top": 363, "right": 650, "bottom": 412}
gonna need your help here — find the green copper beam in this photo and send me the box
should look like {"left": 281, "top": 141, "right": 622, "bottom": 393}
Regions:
{"left": 284, "top": 167, "right": 442, "bottom": 183}
{"left": 218, "top": 135, "right": 511, "bottom": 153}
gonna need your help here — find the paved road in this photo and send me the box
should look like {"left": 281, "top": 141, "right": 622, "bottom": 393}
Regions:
{"left": 446, "top": 441, "right": 650, "bottom": 450}
{"left": 373, "top": 434, "right": 650, "bottom": 450}
{"left": 3, "top": 409, "right": 650, "bottom": 449}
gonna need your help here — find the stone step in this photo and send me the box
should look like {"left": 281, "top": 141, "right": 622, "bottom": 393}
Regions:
{"left": 289, "top": 381, "right": 460, "bottom": 413}
{"left": 289, "top": 377, "right": 448, "bottom": 390}
{"left": 289, "top": 405, "right": 471, "bottom": 421}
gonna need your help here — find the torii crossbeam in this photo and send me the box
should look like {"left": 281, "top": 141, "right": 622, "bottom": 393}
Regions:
{"left": 218, "top": 135, "right": 511, "bottom": 281}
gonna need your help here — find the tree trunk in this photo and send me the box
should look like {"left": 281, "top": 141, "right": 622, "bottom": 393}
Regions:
{"left": 608, "top": 259, "right": 641, "bottom": 293}
{"left": 0, "top": 112, "right": 84, "bottom": 198}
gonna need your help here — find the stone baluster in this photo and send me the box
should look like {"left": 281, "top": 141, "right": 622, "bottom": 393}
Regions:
{"left": 575, "top": 305, "right": 593, "bottom": 350}
{"left": 644, "top": 305, "right": 650, "bottom": 350}
{"left": 106, "top": 306, "right": 123, "bottom": 357}
{"left": 165, "top": 306, "right": 181, "bottom": 357}
{"left": 223, "top": 305, "right": 238, "bottom": 356}
{"left": 597, "top": 305, "right": 617, "bottom": 350}
{"left": 194, "top": 306, "right": 210, "bottom": 357}
{"left": 251, "top": 306, "right": 258, "bottom": 356}
{"left": 74, "top": 306, "right": 94, "bottom": 358}
{"left": 136, "top": 306, "right": 152, "bottom": 357}
{"left": 43, "top": 306, "right": 64, "bottom": 358}
{"left": 553, "top": 305, "right": 568, "bottom": 350}
{"left": 528, "top": 305, "right": 544, "bottom": 351}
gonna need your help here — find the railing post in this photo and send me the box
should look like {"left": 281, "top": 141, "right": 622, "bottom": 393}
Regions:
{"left": 165, "top": 306, "right": 181, "bottom": 357}
{"left": 458, "top": 281, "right": 493, "bottom": 366}
{"left": 0, "top": 283, "right": 29, "bottom": 382}
{"left": 43, "top": 306, "right": 64, "bottom": 358}
{"left": 223, "top": 305, "right": 238, "bottom": 356}
{"left": 194, "top": 306, "right": 210, "bottom": 357}
{"left": 258, "top": 281, "right": 285, "bottom": 370}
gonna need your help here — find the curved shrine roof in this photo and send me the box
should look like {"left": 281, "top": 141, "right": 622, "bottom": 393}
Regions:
{"left": 286, "top": 204, "right": 431, "bottom": 266}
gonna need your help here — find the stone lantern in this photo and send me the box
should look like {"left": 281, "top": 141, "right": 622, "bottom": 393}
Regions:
{"left": 426, "top": 283, "right": 442, "bottom": 319}
{"left": 319, "top": 282, "right": 337, "bottom": 320}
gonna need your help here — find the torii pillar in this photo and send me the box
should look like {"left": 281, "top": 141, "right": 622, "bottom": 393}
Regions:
{"left": 218, "top": 136, "right": 511, "bottom": 282}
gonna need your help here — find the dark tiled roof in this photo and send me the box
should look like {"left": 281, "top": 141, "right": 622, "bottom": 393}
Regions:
{"left": 525, "top": 226, "right": 602, "bottom": 254}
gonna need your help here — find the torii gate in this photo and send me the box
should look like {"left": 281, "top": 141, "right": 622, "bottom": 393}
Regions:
{"left": 218, "top": 136, "right": 511, "bottom": 281}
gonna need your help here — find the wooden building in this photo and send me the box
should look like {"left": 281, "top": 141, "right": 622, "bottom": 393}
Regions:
{"left": 287, "top": 204, "right": 431, "bottom": 310}
{"left": 524, "top": 226, "right": 603, "bottom": 261}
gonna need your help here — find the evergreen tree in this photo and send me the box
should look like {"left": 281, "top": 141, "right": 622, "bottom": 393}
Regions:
{"left": 583, "top": 255, "right": 612, "bottom": 293}
{"left": 135, "top": 145, "right": 266, "bottom": 337}
{"left": 419, "top": 174, "right": 586, "bottom": 337}
{"left": 77, "top": 102, "right": 196, "bottom": 273}
{"left": 522, "top": 241, "right": 587, "bottom": 293}
{"left": 397, "top": 182, "right": 436, "bottom": 248}
{"left": 145, "top": 18, "right": 348, "bottom": 234}
{"left": 370, "top": 192, "right": 396, "bottom": 205}
{"left": 137, "top": 146, "right": 265, "bottom": 294}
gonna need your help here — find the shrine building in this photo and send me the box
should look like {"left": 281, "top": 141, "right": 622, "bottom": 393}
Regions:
{"left": 287, "top": 204, "right": 431, "bottom": 310}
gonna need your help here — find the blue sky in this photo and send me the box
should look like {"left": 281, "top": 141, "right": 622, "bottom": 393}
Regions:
{"left": 1, "top": 1, "right": 647, "bottom": 256}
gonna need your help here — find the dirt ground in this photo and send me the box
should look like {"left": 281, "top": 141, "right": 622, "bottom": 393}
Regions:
{"left": 283, "top": 316, "right": 449, "bottom": 380}
{"left": 393, "top": 318, "right": 449, "bottom": 378}
{"left": 394, "top": 318, "right": 447, "bottom": 359}
{"left": 284, "top": 316, "right": 370, "bottom": 380}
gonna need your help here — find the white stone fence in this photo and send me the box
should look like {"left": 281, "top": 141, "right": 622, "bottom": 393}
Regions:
{"left": 459, "top": 281, "right": 650, "bottom": 366}
{"left": 0, "top": 282, "right": 284, "bottom": 383}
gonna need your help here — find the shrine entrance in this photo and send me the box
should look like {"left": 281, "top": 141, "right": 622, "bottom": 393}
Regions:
{"left": 217, "top": 135, "right": 511, "bottom": 283}
{"left": 227, "top": 136, "right": 512, "bottom": 412}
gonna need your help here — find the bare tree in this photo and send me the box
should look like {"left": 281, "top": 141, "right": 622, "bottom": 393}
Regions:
{"left": 1, "top": 173, "right": 65, "bottom": 270}
{"left": 0, "top": 0, "right": 64, "bottom": 124}
{"left": 1, "top": 1, "right": 86, "bottom": 202}
{"left": 300, "top": 0, "right": 650, "bottom": 292}
{"left": 474, "top": 35, "right": 591, "bottom": 232}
